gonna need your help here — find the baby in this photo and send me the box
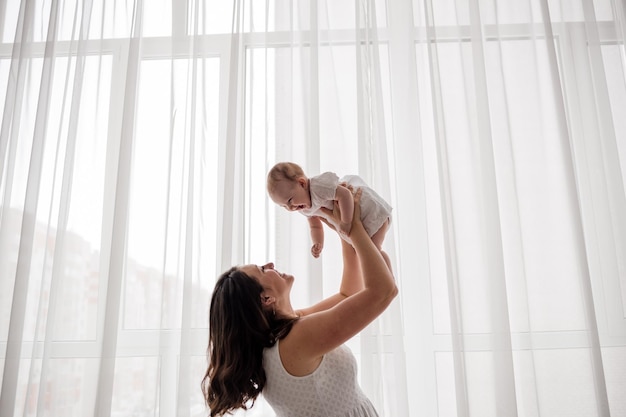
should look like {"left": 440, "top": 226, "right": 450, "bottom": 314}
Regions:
{"left": 267, "top": 162, "right": 392, "bottom": 264}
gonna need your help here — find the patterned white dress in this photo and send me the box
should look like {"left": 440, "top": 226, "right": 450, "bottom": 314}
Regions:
{"left": 299, "top": 172, "right": 392, "bottom": 243}
{"left": 262, "top": 341, "right": 379, "bottom": 417}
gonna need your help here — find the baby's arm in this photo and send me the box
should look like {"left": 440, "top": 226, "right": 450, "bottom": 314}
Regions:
{"left": 335, "top": 184, "right": 354, "bottom": 236}
{"left": 308, "top": 216, "right": 325, "bottom": 258}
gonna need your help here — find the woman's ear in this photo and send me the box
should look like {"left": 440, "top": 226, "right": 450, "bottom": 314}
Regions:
{"left": 261, "top": 294, "right": 275, "bottom": 307}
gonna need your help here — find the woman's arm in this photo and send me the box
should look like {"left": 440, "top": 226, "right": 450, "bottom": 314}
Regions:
{"left": 296, "top": 238, "right": 363, "bottom": 317}
{"left": 287, "top": 189, "right": 397, "bottom": 361}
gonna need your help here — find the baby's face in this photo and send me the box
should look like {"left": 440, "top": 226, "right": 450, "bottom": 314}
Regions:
{"left": 270, "top": 178, "right": 311, "bottom": 212}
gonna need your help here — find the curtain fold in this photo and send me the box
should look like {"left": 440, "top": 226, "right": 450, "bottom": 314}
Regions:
{"left": 1, "top": 0, "right": 625, "bottom": 416}
{"left": 2, "top": 0, "right": 60, "bottom": 414}
{"left": 95, "top": 1, "right": 142, "bottom": 414}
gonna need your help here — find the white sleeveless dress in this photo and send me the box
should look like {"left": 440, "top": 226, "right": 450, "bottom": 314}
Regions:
{"left": 262, "top": 341, "right": 379, "bottom": 417}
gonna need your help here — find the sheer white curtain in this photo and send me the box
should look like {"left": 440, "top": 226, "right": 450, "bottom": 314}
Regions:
{"left": 1, "top": 0, "right": 625, "bottom": 417}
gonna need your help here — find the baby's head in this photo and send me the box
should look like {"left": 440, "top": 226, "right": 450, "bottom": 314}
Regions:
{"left": 267, "top": 162, "right": 311, "bottom": 212}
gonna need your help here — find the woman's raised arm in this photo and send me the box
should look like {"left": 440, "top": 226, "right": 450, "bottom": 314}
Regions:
{"left": 287, "top": 189, "right": 397, "bottom": 360}
{"left": 296, "top": 238, "right": 363, "bottom": 317}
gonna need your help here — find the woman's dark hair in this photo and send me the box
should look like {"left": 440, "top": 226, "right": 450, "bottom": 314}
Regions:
{"left": 201, "top": 267, "right": 298, "bottom": 416}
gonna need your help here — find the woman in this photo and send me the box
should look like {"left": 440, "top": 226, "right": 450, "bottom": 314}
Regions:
{"left": 201, "top": 188, "right": 397, "bottom": 416}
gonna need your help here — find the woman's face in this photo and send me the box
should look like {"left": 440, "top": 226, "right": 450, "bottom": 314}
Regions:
{"left": 240, "top": 263, "right": 294, "bottom": 300}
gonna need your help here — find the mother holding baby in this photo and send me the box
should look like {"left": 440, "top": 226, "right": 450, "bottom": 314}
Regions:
{"left": 201, "top": 186, "right": 397, "bottom": 417}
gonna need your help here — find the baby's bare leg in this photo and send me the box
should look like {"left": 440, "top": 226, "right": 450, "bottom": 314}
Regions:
{"left": 371, "top": 218, "right": 389, "bottom": 249}
{"left": 371, "top": 219, "right": 391, "bottom": 272}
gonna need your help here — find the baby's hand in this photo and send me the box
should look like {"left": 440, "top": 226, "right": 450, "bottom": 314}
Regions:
{"left": 311, "top": 242, "right": 323, "bottom": 258}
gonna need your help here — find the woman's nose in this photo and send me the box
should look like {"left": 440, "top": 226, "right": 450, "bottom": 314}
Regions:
{"left": 264, "top": 262, "right": 274, "bottom": 269}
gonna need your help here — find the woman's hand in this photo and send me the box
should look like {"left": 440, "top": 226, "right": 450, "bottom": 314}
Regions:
{"left": 338, "top": 221, "right": 352, "bottom": 237}
{"left": 319, "top": 188, "right": 362, "bottom": 236}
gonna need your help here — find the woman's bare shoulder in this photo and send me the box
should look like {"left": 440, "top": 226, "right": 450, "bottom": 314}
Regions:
{"left": 278, "top": 319, "right": 324, "bottom": 376}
